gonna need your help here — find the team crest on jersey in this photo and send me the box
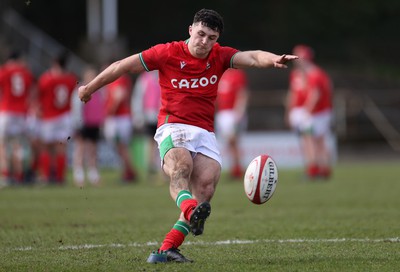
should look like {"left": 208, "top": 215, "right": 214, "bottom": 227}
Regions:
{"left": 180, "top": 61, "right": 187, "bottom": 69}
{"left": 206, "top": 62, "right": 211, "bottom": 70}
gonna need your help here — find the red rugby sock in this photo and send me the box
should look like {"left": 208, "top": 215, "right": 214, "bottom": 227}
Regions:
{"left": 307, "top": 164, "right": 319, "bottom": 178}
{"left": 180, "top": 199, "right": 198, "bottom": 221}
{"left": 55, "top": 154, "right": 66, "bottom": 183}
{"left": 159, "top": 221, "right": 190, "bottom": 251}
{"left": 160, "top": 229, "right": 185, "bottom": 251}
{"left": 39, "top": 152, "right": 51, "bottom": 181}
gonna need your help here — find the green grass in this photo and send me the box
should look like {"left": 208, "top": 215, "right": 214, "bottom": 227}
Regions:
{"left": 1, "top": 161, "right": 400, "bottom": 271}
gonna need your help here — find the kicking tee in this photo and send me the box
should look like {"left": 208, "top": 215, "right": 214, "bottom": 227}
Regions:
{"left": 139, "top": 40, "right": 239, "bottom": 132}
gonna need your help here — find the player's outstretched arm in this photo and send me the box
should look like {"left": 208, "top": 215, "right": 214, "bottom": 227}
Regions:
{"left": 78, "top": 54, "right": 145, "bottom": 103}
{"left": 233, "top": 50, "right": 298, "bottom": 69}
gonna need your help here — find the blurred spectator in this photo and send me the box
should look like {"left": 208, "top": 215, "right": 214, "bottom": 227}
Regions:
{"left": 104, "top": 73, "right": 137, "bottom": 183}
{"left": 72, "top": 65, "right": 105, "bottom": 187}
{"left": 132, "top": 70, "right": 161, "bottom": 176}
{"left": 0, "top": 51, "right": 35, "bottom": 186}
{"left": 215, "top": 68, "right": 249, "bottom": 179}
{"left": 37, "top": 52, "right": 77, "bottom": 185}
{"left": 286, "top": 44, "right": 333, "bottom": 180}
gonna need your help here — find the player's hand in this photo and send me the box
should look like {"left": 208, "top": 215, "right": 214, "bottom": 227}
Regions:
{"left": 78, "top": 85, "right": 92, "bottom": 103}
{"left": 274, "top": 54, "right": 299, "bottom": 68}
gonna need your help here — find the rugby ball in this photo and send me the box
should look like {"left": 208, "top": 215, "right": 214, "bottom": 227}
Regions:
{"left": 244, "top": 154, "right": 278, "bottom": 205}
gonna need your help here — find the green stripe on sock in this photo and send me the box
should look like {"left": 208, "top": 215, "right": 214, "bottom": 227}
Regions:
{"left": 173, "top": 221, "right": 190, "bottom": 236}
{"left": 176, "top": 190, "right": 192, "bottom": 208}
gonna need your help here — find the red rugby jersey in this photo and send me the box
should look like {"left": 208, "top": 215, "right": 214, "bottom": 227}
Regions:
{"left": 216, "top": 68, "right": 247, "bottom": 111}
{"left": 140, "top": 40, "right": 239, "bottom": 132}
{"left": 0, "top": 62, "right": 34, "bottom": 114}
{"left": 288, "top": 69, "right": 308, "bottom": 108}
{"left": 37, "top": 70, "right": 77, "bottom": 119}
{"left": 105, "top": 75, "right": 132, "bottom": 116}
{"left": 306, "top": 67, "right": 332, "bottom": 113}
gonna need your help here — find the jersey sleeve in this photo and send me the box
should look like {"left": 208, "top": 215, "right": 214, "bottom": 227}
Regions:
{"left": 139, "top": 43, "right": 169, "bottom": 72}
{"left": 219, "top": 45, "right": 240, "bottom": 70}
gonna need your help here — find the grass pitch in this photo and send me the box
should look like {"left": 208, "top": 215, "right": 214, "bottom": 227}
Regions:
{"left": 1, "top": 161, "right": 400, "bottom": 271}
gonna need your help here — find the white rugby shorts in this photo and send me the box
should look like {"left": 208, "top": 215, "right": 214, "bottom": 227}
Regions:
{"left": 311, "top": 109, "right": 332, "bottom": 137}
{"left": 215, "top": 109, "right": 244, "bottom": 139}
{"left": 39, "top": 113, "right": 72, "bottom": 143}
{"left": 103, "top": 115, "right": 133, "bottom": 145}
{"left": 0, "top": 112, "right": 27, "bottom": 139}
{"left": 289, "top": 107, "right": 332, "bottom": 136}
{"left": 154, "top": 123, "right": 222, "bottom": 167}
{"left": 289, "top": 107, "right": 312, "bottom": 134}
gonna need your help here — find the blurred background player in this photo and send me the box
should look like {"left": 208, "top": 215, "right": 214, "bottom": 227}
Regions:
{"left": 72, "top": 65, "right": 105, "bottom": 187}
{"left": 131, "top": 70, "right": 161, "bottom": 176}
{"left": 0, "top": 51, "right": 34, "bottom": 186}
{"left": 37, "top": 52, "right": 77, "bottom": 185}
{"left": 215, "top": 68, "right": 249, "bottom": 179}
{"left": 286, "top": 44, "right": 333, "bottom": 179}
{"left": 104, "top": 71, "right": 136, "bottom": 183}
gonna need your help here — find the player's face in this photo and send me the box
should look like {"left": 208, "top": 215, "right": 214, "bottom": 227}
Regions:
{"left": 188, "top": 23, "right": 220, "bottom": 59}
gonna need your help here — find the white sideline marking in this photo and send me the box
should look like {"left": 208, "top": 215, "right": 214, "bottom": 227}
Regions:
{"left": 12, "top": 238, "right": 400, "bottom": 252}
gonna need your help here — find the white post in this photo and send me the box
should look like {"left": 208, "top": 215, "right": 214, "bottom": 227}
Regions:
{"left": 86, "top": 0, "right": 102, "bottom": 42}
{"left": 102, "top": 0, "right": 118, "bottom": 42}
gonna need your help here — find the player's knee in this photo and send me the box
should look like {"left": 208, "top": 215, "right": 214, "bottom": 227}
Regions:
{"left": 197, "top": 174, "right": 219, "bottom": 201}
{"left": 195, "top": 182, "right": 216, "bottom": 202}
{"left": 204, "top": 182, "right": 216, "bottom": 200}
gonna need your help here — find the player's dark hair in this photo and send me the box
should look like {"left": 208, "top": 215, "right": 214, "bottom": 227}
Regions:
{"left": 8, "top": 50, "right": 21, "bottom": 60}
{"left": 193, "top": 9, "right": 224, "bottom": 34}
{"left": 54, "top": 51, "right": 69, "bottom": 69}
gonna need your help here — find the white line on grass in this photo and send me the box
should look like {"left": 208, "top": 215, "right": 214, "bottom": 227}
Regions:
{"left": 12, "top": 237, "right": 400, "bottom": 252}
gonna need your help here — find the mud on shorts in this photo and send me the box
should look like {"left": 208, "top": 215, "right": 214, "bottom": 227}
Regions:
{"left": 154, "top": 123, "right": 222, "bottom": 167}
